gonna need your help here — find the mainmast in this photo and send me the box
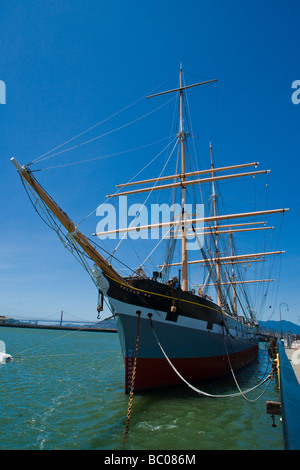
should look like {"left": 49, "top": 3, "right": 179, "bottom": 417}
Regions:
{"left": 145, "top": 67, "right": 217, "bottom": 291}
{"left": 179, "top": 66, "right": 188, "bottom": 291}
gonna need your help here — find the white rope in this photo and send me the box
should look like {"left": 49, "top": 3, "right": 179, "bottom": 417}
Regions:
{"left": 223, "top": 328, "right": 273, "bottom": 402}
{"left": 28, "top": 95, "right": 147, "bottom": 165}
{"left": 30, "top": 95, "right": 176, "bottom": 165}
{"left": 28, "top": 73, "right": 176, "bottom": 165}
{"left": 32, "top": 137, "right": 172, "bottom": 172}
{"left": 13, "top": 320, "right": 110, "bottom": 356}
{"left": 149, "top": 318, "right": 273, "bottom": 398}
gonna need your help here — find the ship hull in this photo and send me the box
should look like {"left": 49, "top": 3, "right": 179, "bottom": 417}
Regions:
{"left": 124, "top": 350, "right": 258, "bottom": 392}
{"left": 107, "top": 277, "right": 259, "bottom": 393}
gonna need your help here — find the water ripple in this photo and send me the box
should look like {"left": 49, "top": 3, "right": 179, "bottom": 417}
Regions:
{"left": 0, "top": 327, "right": 283, "bottom": 450}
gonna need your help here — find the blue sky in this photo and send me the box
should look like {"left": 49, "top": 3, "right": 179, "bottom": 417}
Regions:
{"left": 0, "top": 0, "right": 299, "bottom": 325}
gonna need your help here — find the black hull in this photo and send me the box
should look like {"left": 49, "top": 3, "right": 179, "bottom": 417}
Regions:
{"left": 107, "top": 276, "right": 225, "bottom": 329}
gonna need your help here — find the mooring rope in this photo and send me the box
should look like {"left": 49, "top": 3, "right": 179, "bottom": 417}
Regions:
{"left": 13, "top": 310, "right": 119, "bottom": 357}
{"left": 149, "top": 315, "right": 273, "bottom": 399}
{"left": 222, "top": 327, "right": 274, "bottom": 402}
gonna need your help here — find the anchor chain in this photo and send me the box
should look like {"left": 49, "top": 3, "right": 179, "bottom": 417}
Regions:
{"left": 123, "top": 310, "right": 141, "bottom": 445}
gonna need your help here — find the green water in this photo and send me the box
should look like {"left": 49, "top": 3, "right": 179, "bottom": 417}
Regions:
{"left": 0, "top": 327, "right": 283, "bottom": 450}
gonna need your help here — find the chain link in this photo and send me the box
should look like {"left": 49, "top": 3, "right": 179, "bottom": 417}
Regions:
{"left": 123, "top": 311, "right": 141, "bottom": 445}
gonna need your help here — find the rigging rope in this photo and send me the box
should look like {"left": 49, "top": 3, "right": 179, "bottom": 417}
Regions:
{"left": 31, "top": 137, "right": 174, "bottom": 172}
{"left": 28, "top": 73, "right": 178, "bottom": 166}
{"left": 28, "top": 95, "right": 176, "bottom": 166}
{"left": 13, "top": 310, "right": 118, "bottom": 357}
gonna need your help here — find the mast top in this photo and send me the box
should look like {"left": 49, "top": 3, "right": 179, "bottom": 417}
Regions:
{"left": 146, "top": 78, "right": 218, "bottom": 99}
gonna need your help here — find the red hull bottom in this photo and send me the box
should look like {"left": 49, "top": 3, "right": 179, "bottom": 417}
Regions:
{"left": 125, "top": 345, "right": 259, "bottom": 393}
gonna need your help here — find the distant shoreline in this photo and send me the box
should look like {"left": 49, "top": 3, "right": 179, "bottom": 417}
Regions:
{"left": 0, "top": 323, "right": 117, "bottom": 333}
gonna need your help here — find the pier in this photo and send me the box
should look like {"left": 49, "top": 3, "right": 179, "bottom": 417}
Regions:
{"left": 278, "top": 341, "right": 300, "bottom": 450}
{"left": 267, "top": 339, "right": 300, "bottom": 450}
{"left": 284, "top": 345, "right": 300, "bottom": 383}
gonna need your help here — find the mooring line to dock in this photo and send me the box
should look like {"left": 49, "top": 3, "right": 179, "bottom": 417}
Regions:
{"left": 222, "top": 328, "right": 273, "bottom": 402}
{"left": 149, "top": 315, "right": 273, "bottom": 399}
{"left": 12, "top": 312, "right": 119, "bottom": 358}
{"left": 222, "top": 322, "right": 271, "bottom": 378}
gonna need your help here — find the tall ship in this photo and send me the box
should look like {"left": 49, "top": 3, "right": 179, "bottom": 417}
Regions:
{"left": 11, "top": 67, "right": 288, "bottom": 393}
